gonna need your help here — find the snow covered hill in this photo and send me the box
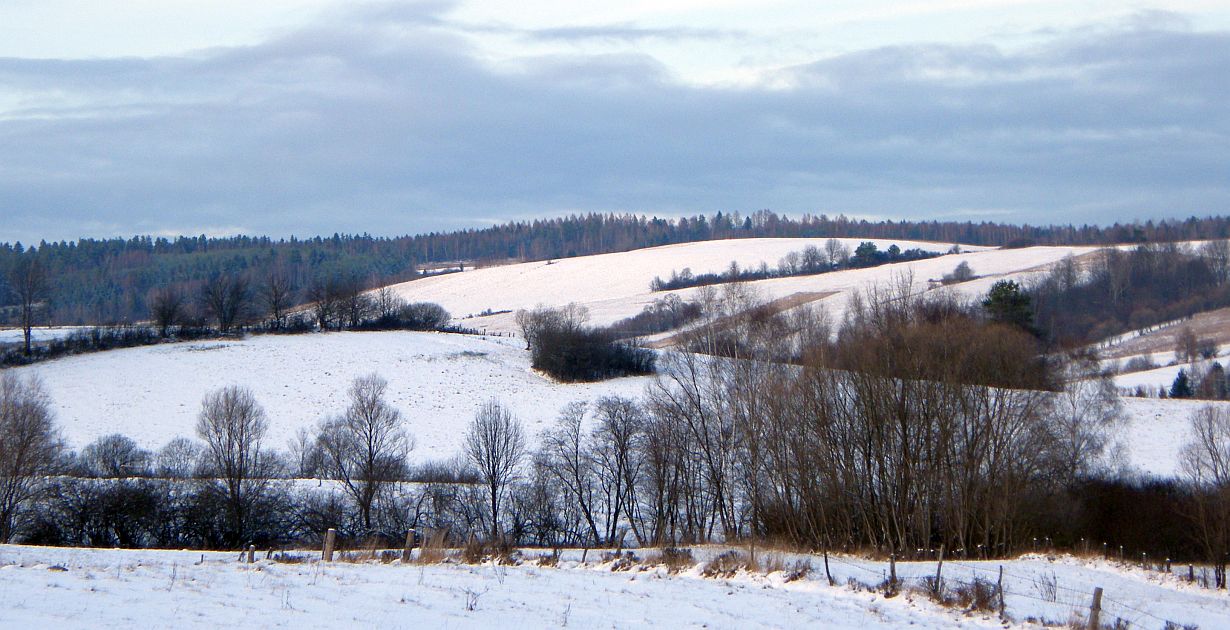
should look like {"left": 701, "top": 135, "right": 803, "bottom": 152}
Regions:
{"left": 10, "top": 331, "right": 649, "bottom": 458}
{"left": 385, "top": 237, "right": 1098, "bottom": 335}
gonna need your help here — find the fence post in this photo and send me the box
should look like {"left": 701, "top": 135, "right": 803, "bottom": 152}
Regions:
{"left": 1087, "top": 586, "right": 1103, "bottom": 630}
{"left": 997, "top": 565, "right": 1006, "bottom": 620}
{"left": 247, "top": 545, "right": 255, "bottom": 564}
{"left": 933, "top": 545, "right": 945, "bottom": 596}
{"left": 322, "top": 528, "right": 337, "bottom": 562}
{"left": 824, "top": 549, "right": 833, "bottom": 586}
{"left": 402, "top": 529, "right": 416, "bottom": 563}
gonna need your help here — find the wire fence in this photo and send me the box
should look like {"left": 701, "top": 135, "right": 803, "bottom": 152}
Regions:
{"left": 810, "top": 552, "right": 1205, "bottom": 629}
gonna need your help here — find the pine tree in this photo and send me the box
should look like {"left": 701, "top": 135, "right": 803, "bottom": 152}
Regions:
{"left": 1170, "top": 369, "right": 1193, "bottom": 399}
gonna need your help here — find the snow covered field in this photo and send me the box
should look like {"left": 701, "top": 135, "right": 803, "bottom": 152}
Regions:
{"left": 4, "top": 327, "right": 1208, "bottom": 479}
{"left": 0, "top": 544, "right": 1224, "bottom": 629}
{"left": 0, "top": 327, "right": 86, "bottom": 345}
{"left": 385, "top": 237, "right": 1058, "bottom": 333}
{"left": 8, "top": 331, "right": 649, "bottom": 457}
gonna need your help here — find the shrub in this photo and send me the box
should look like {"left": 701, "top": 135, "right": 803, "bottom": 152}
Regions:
{"left": 648, "top": 547, "right": 694, "bottom": 573}
{"left": 701, "top": 550, "right": 752, "bottom": 578}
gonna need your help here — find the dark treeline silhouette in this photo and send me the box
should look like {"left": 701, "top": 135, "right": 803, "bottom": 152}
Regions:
{"left": 7, "top": 211, "right": 1230, "bottom": 326}
{"left": 0, "top": 291, "right": 456, "bottom": 368}
{"left": 650, "top": 240, "right": 940, "bottom": 292}
{"left": 1030, "top": 241, "right": 1230, "bottom": 348}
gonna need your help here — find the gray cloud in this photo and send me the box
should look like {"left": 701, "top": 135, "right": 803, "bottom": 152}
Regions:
{"left": 0, "top": 5, "right": 1227, "bottom": 244}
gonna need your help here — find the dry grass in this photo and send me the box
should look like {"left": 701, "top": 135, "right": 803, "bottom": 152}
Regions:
{"left": 644, "top": 547, "right": 695, "bottom": 574}
{"left": 412, "top": 529, "right": 448, "bottom": 564}
{"left": 602, "top": 550, "right": 640, "bottom": 571}
{"left": 701, "top": 550, "right": 754, "bottom": 578}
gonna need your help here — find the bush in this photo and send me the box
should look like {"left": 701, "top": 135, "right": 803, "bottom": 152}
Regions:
{"left": 701, "top": 550, "right": 753, "bottom": 578}
{"left": 531, "top": 325, "right": 655, "bottom": 382}
{"left": 648, "top": 547, "right": 695, "bottom": 573}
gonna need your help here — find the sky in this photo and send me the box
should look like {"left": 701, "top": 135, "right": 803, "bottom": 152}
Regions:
{"left": 1, "top": 1, "right": 1228, "bottom": 243}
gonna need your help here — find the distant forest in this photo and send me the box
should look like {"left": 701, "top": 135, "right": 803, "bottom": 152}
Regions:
{"left": 5, "top": 211, "right": 1230, "bottom": 325}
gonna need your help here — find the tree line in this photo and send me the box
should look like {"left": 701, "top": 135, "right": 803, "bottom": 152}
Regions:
{"left": 1, "top": 263, "right": 455, "bottom": 367}
{"left": 7, "top": 212, "right": 1230, "bottom": 327}
{"left": 650, "top": 240, "right": 941, "bottom": 292}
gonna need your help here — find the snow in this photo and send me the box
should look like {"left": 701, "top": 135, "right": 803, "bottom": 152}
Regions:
{"left": 1114, "top": 397, "right": 1224, "bottom": 478}
{"left": 387, "top": 239, "right": 1098, "bottom": 334}
{"left": 8, "top": 331, "right": 650, "bottom": 457}
{"left": 1, "top": 545, "right": 1225, "bottom": 629}
{"left": 0, "top": 327, "right": 87, "bottom": 345}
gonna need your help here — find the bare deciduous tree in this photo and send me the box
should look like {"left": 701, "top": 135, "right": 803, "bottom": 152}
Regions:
{"left": 0, "top": 373, "right": 63, "bottom": 542}
{"left": 316, "top": 374, "right": 412, "bottom": 532}
{"left": 7, "top": 256, "right": 48, "bottom": 356}
{"left": 156, "top": 436, "right": 203, "bottom": 478}
{"left": 465, "top": 399, "right": 526, "bottom": 541}
{"left": 200, "top": 273, "right": 251, "bottom": 333}
{"left": 196, "top": 385, "right": 273, "bottom": 546}
{"left": 81, "top": 433, "right": 151, "bottom": 478}
{"left": 1181, "top": 405, "right": 1230, "bottom": 586}
{"left": 148, "top": 285, "right": 185, "bottom": 337}
{"left": 263, "top": 269, "right": 296, "bottom": 330}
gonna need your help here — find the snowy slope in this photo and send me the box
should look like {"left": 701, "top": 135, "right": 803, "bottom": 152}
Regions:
{"left": 1, "top": 545, "right": 1225, "bottom": 630}
{"left": 10, "top": 331, "right": 650, "bottom": 457}
{"left": 1115, "top": 397, "right": 1226, "bottom": 478}
{"left": 386, "top": 238, "right": 1096, "bottom": 334}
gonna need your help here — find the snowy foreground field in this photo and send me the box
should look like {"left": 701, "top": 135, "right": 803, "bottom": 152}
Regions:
{"left": 1, "top": 545, "right": 1226, "bottom": 629}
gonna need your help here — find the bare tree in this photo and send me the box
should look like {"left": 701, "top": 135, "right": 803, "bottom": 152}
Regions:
{"left": 263, "top": 269, "right": 296, "bottom": 330}
{"left": 335, "top": 274, "right": 372, "bottom": 328}
{"left": 824, "top": 238, "right": 850, "bottom": 268}
{"left": 373, "top": 285, "right": 404, "bottom": 322}
{"left": 1202, "top": 239, "right": 1230, "bottom": 284}
{"left": 590, "top": 396, "right": 646, "bottom": 545}
{"left": 7, "top": 256, "right": 48, "bottom": 356}
{"left": 306, "top": 276, "right": 340, "bottom": 330}
{"left": 515, "top": 303, "right": 588, "bottom": 350}
{"left": 538, "top": 401, "right": 601, "bottom": 544}
{"left": 465, "top": 399, "right": 526, "bottom": 541}
{"left": 1176, "top": 325, "right": 1200, "bottom": 364}
{"left": 1047, "top": 360, "right": 1122, "bottom": 487}
{"left": 1181, "top": 405, "right": 1230, "bottom": 587}
{"left": 148, "top": 285, "right": 185, "bottom": 337}
{"left": 81, "top": 433, "right": 151, "bottom": 478}
{"left": 316, "top": 374, "right": 412, "bottom": 532}
{"left": 156, "top": 437, "right": 203, "bottom": 478}
{"left": 200, "top": 273, "right": 251, "bottom": 333}
{"left": 288, "top": 427, "right": 323, "bottom": 478}
{"left": 196, "top": 385, "right": 273, "bottom": 546}
{"left": 0, "top": 373, "right": 63, "bottom": 542}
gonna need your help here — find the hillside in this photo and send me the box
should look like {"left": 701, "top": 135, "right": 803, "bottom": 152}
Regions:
{"left": 3, "top": 326, "right": 1204, "bottom": 480}
{"left": 10, "top": 331, "right": 649, "bottom": 458}
{"left": 386, "top": 238, "right": 1104, "bottom": 335}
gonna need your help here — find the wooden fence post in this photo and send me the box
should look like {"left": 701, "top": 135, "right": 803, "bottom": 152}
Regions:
{"left": 322, "top": 528, "right": 337, "bottom": 562}
{"left": 1087, "top": 586, "right": 1103, "bottom": 630}
{"left": 824, "top": 549, "right": 833, "bottom": 586}
{"left": 997, "top": 565, "right": 1006, "bottom": 620}
{"left": 247, "top": 545, "right": 255, "bottom": 564}
{"left": 402, "top": 529, "right": 416, "bottom": 563}
{"left": 889, "top": 553, "right": 897, "bottom": 593}
{"left": 933, "top": 545, "right": 945, "bottom": 596}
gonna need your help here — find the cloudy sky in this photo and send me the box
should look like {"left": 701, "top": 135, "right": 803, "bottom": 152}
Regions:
{"left": 1, "top": 1, "right": 1227, "bottom": 243}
